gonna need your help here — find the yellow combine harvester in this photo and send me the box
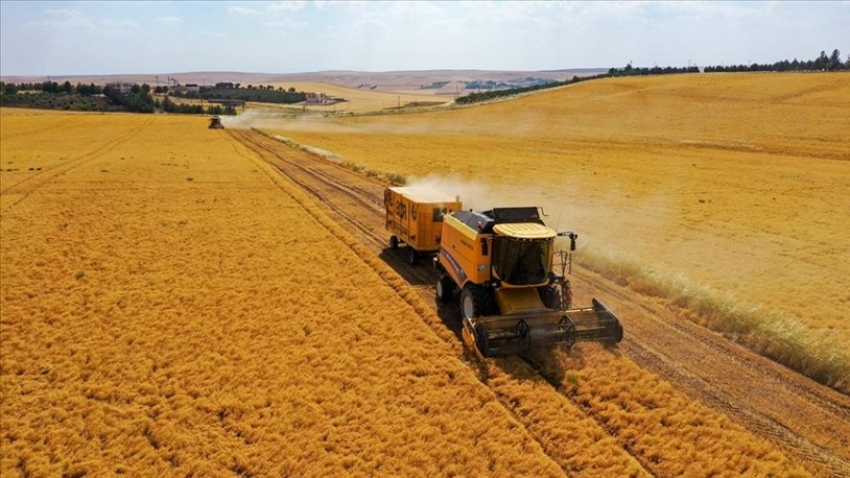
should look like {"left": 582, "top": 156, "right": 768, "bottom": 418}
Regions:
{"left": 435, "top": 207, "right": 623, "bottom": 358}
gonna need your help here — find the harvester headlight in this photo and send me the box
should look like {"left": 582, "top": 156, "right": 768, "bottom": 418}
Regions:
{"left": 477, "top": 264, "right": 487, "bottom": 272}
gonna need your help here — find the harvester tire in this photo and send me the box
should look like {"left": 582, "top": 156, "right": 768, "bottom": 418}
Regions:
{"left": 541, "top": 284, "right": 566, "bottom": 311}
{"left": 461, "top": 285, "right": 496, "bottom": 320}
{"left": 436, "top": 274, "right": 456, "bottom": 303}
{"left": 408, "top": 247, "right": 418, "bottom": 265}
{"left": 389, "top": 235, "right": 399, "bottom": 250}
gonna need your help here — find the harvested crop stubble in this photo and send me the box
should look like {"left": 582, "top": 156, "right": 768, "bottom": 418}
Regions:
{"left": 1, "top": 111, "right": 567, "bottom": 476}
{"left": 532, "top": 345, "right": 808, "bottom": 477}
{"left": 486, "top": 357, "right": 650, "bottom": 477}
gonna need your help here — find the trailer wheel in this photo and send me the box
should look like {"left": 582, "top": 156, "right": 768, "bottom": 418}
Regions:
{"left": 408, "top": 247, "right": 418, "bottom": 265}
{"left": 389, "top": 235, "right": 399, "bottom": 250}
{"left": 461, "top": 285, "right": 495, "bottom": 320}
{"left": 436, "top": 274, "right": 456, "bottom": 303}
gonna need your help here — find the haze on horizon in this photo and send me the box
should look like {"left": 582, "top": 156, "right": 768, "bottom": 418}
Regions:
{"left": 1, "top": 0, "right": 848, "bottom": 77}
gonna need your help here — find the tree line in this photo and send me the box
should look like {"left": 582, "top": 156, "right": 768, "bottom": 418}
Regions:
{"left": 158, "top": 96, "right": 236, "bottom": 115}
{"left": 0, "top": 80, "right": 238, "bottom": 115}
{"left": 3, "top": 80, "right": 103, "bottom": 96}
{"left": 103, "top": 83, "right": 155, "bottom": 113}
{"left": 705, "top": 49, "right": 847, "bottom": 72}
{"left": 171, "top": 83, "right": 307, "bottom": 104}
{"left": 457, "top": 48, "right": 848, "bottom": 105}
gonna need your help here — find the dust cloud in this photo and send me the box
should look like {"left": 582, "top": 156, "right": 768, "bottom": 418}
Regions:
{"left": 220, "top": 109, "right": 285, "bottom": 130}
{"left": 404, "top": 175, "right": 577, "bottom": 232}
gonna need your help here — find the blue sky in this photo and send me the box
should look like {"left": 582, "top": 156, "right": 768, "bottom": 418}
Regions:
{"left": 1, "top": 1, "right": 848, "bottom": 76}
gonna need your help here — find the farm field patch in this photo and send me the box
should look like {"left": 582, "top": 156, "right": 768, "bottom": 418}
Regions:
{"left": 266, "top": 82, "right": 450, "bottom": 113}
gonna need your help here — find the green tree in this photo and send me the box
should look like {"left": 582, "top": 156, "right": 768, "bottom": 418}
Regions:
{"left": 827, "top": 49, "right": 842, "bottom": 71}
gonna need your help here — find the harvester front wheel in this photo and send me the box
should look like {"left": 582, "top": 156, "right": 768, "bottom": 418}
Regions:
{"left": 460, "top": 285, "right": 495, "bottom": 320}
{"left": 540, "top": 284, "right": 565, "bottom": 311}
{"left": 389, "top": 235, "right": 399, "bottom": 250}
{"left": 436, "top": 274, "right": 456, "bottom": 303}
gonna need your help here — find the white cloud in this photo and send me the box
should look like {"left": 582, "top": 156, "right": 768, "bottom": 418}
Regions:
{"left": 158, "top": 16, "right": 183, "bottom": 27}
{"left": 268, "top": 1, "right": 308, "bottom": 13}
{"left": 99, "top": 19, "right": 141, "bottom": 34}
{"left": 25, "top": 9, "right": 94, "bottom": 30}
{"left": 227, "top": 6, "right": 258, "bottom": 16}
{"left": 266, "top": 18, "right": 307, "bottom": 29}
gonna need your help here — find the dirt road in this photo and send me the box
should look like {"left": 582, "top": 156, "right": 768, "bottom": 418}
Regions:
{"left": 232, "top": 129, "right": 850, "bottom": 477}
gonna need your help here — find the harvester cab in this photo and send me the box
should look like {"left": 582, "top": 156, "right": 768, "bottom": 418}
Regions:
{"left": 209, "top": 116, "right": 224, "bottom": 129}
{"left": 436, "top": 206, "right": 623, "bottom": 359}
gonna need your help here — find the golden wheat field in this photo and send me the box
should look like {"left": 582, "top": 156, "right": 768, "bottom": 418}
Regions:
{"left": 0, "top": 109, "right": 808, "bottom": 476}
{"left": 0, "top": 112, "right": 565, "bottom": 476}
{"left": 267, "top": 82, "right": 450, "bottom": 113}
{"left": 265, "top": 73, "right": 850, "bottom": 386}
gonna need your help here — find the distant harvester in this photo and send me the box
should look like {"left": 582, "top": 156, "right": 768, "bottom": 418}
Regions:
{"left": 208, "top": 116, "right": 224, "bottom": 129}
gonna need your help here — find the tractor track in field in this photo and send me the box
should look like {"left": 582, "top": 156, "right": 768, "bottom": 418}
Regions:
{"left": 567, "top": 268, "right": 850, "bottom": 476}
{"left": 0, "top": 117, "right": 155, "bottom": 215}
{"left": 231, "top": 129, "right": 850, "bottom": 477}
{"left": 230, "top": 129, "right": 653, "bottom": 475}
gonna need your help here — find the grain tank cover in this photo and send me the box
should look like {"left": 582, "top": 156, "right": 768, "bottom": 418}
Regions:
{"left": 388, "top": 186, "right": 457, "bottom": 204}
{"left": 490, "top": 207, "right": 542, "bottom": 223}
{"left": 493, "top": 223, "right": 557, "bottom": 240}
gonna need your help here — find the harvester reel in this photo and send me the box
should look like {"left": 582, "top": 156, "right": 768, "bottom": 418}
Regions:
{"left": 515, "top": 320, "right": 532, "bottom": 353}
{"left": 558, "top": 316, "right": 578, "bottom": 350}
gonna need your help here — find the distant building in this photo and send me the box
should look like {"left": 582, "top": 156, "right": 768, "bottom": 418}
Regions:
{"left": 171, "top": 83, "right": 201, "bottom": 95}
{"left": 305, "top": 92, "right": 328, "bottom": 104}
{"left": 107, "top": 82, "right": 133, "bottom": 94}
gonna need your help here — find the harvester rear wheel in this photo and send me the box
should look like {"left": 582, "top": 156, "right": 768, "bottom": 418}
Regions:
{"left": 389, "top": 235, "right": 399, "bottom": 250}
{"left": 436, "top": 274, "right": 456, "bottom": 303}
{"left": 460, "top": 285, "right": 496, "bottom": 320}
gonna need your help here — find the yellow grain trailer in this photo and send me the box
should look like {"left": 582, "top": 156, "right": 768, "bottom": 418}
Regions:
{"left": 384, "top": 186, "right": 462, "bottom": 264}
